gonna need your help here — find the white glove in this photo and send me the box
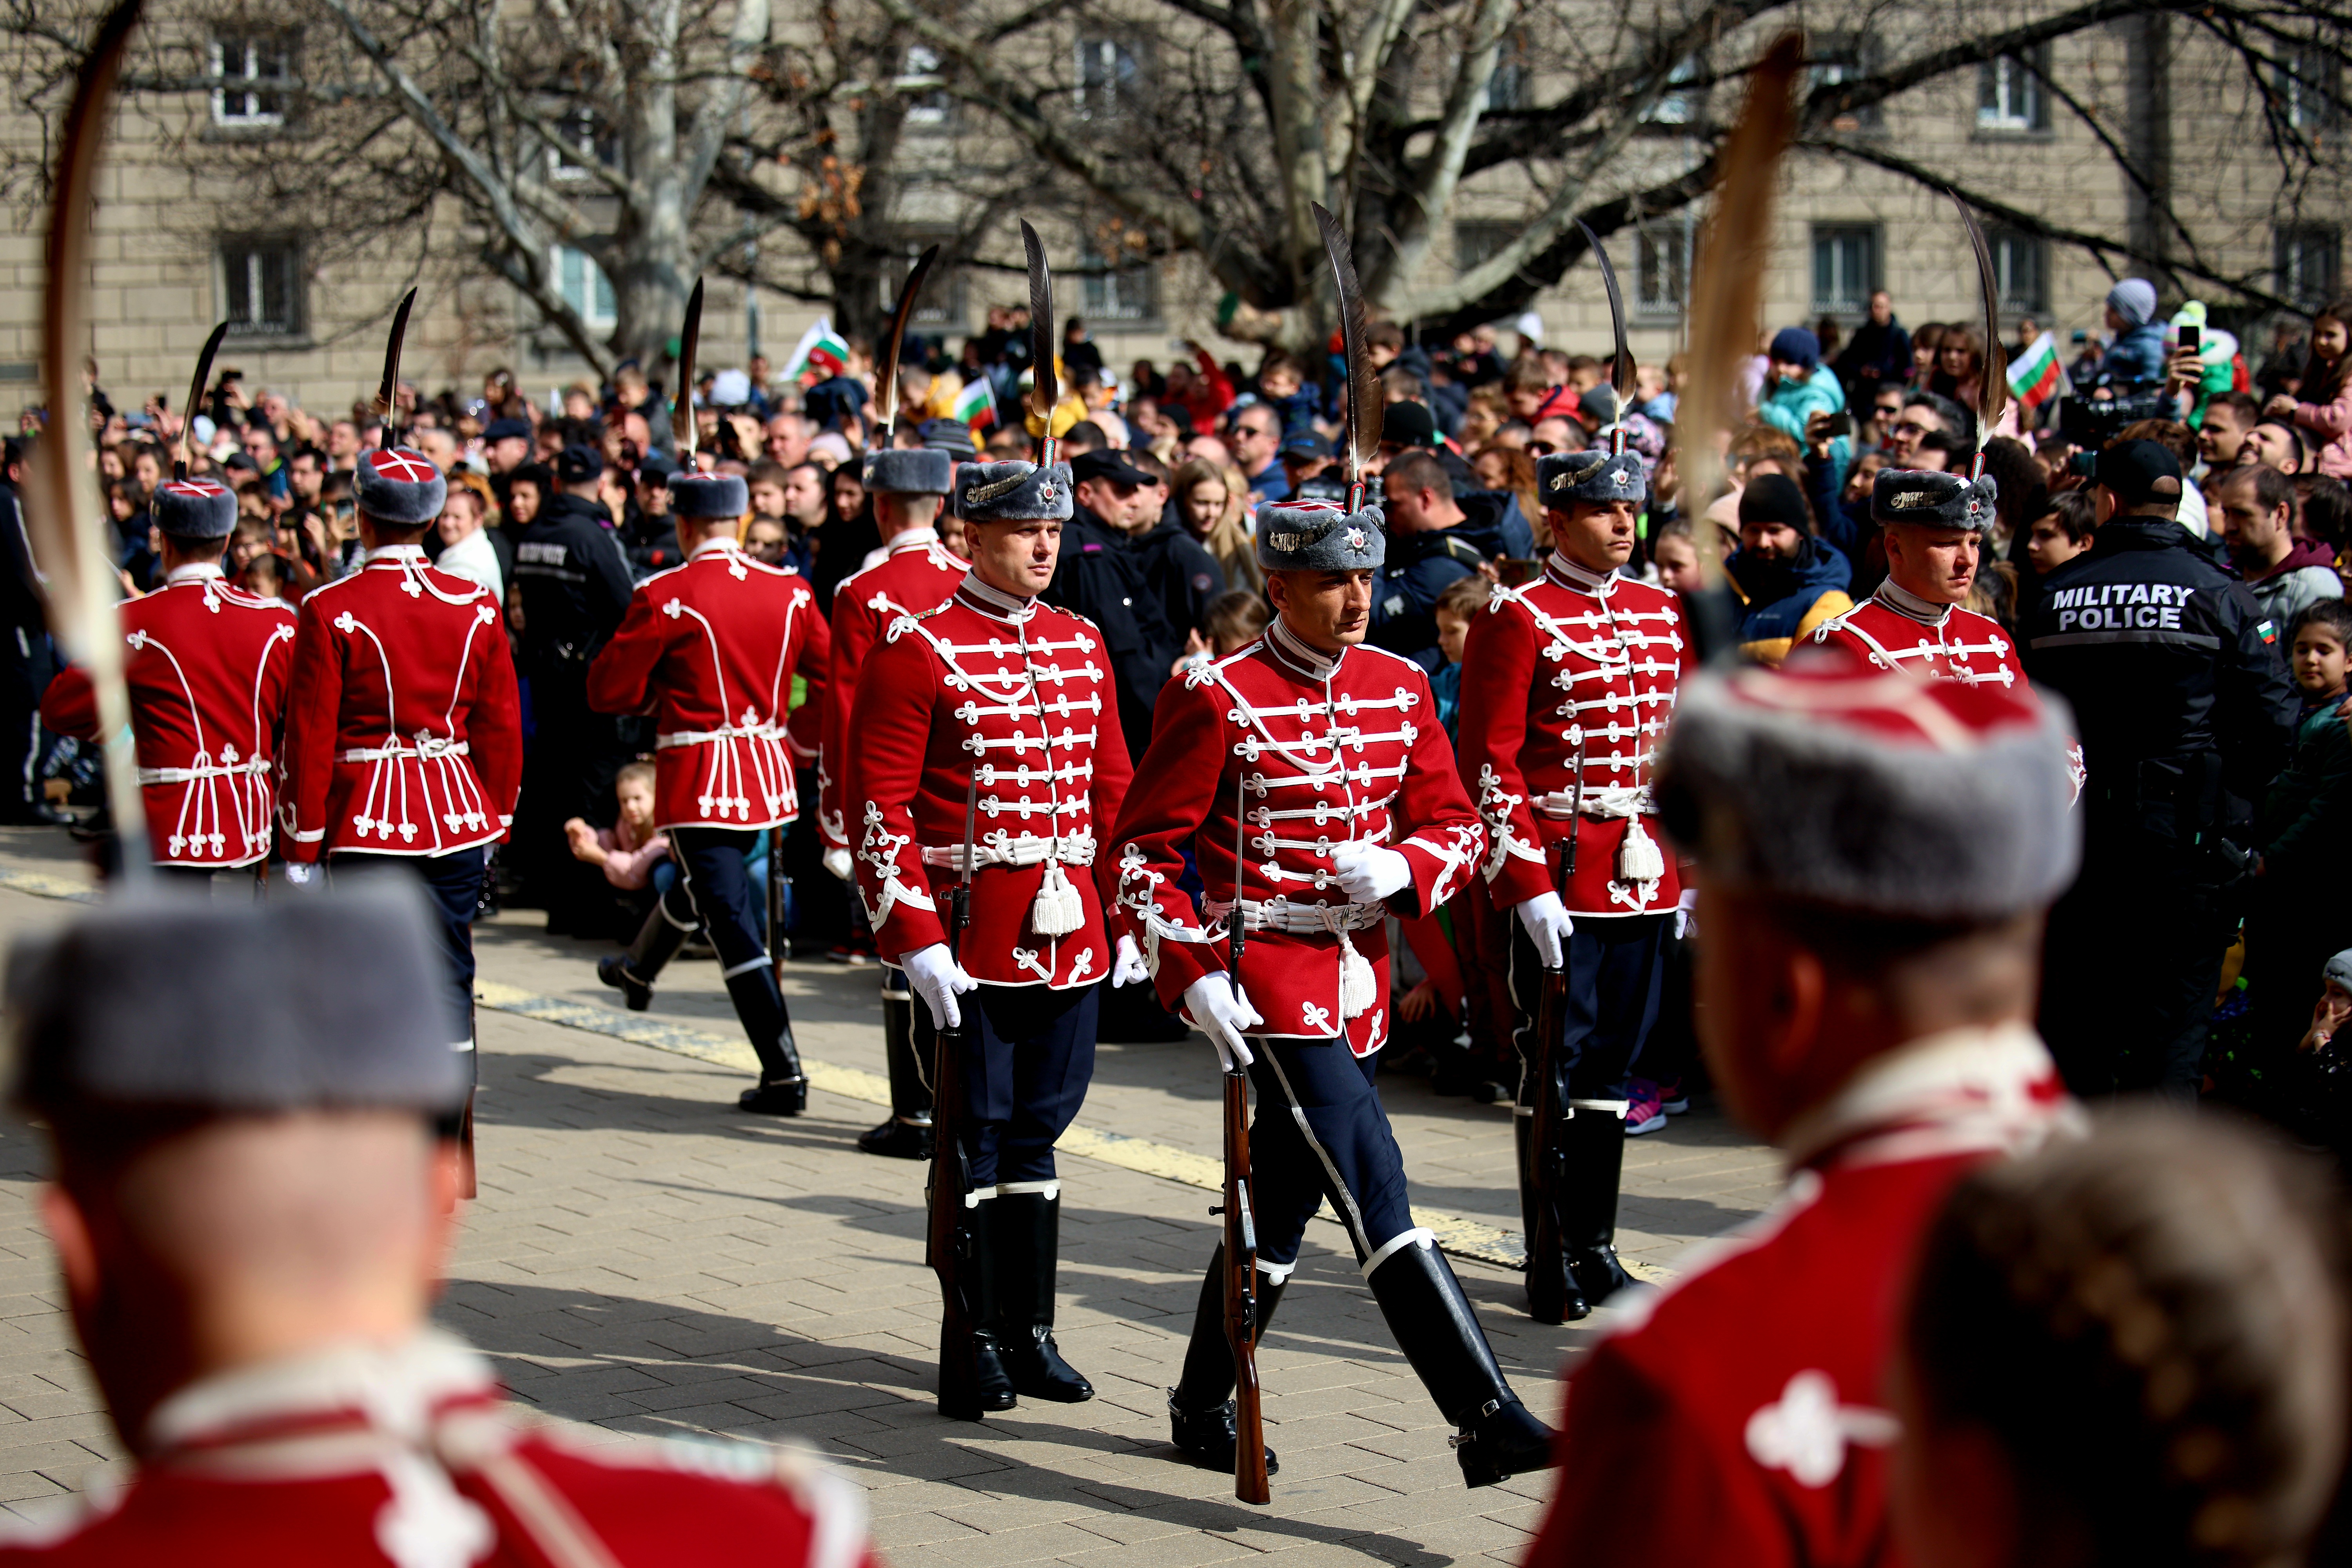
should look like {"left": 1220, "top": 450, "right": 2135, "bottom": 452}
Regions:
{"left": 1673, "top": 887, "right": 1698, "bottom": 941}
{"left": 1515, "top": 891, "right": 1573, "bottom": 970}
{"left": 1330, "top": 840, "right": 1412, "bottom": 902}
{"left": 822, "top": 846, "right": 853, "bottom": 882}
{"left": 1183, "top": 973, "right": 1263, "bottom": 1070}
{"left": 900, "top": 942, "right": 978, "bottom": 1031}
{"left": 1112, "top": 934, "right": 1151, "bottom": 988}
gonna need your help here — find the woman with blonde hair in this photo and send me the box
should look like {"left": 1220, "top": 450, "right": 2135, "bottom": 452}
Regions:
{"left": 1172, "top": 457, "right": 1263, "bottom": 594}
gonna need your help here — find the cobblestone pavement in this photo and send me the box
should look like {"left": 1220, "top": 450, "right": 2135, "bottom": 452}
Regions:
{"left": 0, "top": 831, "right": 1784, "bottom": 1564}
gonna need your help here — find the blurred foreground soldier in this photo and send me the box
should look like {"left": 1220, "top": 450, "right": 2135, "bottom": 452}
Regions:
{"left": 847, "top": 455, "right": 1139, "bottom": 1413}
{"left": 1810, "top": 468, "right": 2024, "bottom": 688}
{"left": 1893, "top": 1112, "right": 2347, "bottom": 1568}
{"left": 1524, "top": 652, "right": 2084, "bottom": 1565}
{"left": 1110, "top": 500, "right": 1555, "bottom": 1489}
{"left": 587, "top": 468, "right": 829, "bottom": 1114}
{"left": 2023, "top": 439, "right": 2298, "bottom": 1100}
{"left": 1455, "top": 448, "right": 1691, "bottom": 1325}
{"left": 0, "top": 890, "right": 875, "bottom": 1566}
{"left": 41, "top": 477, "right": 295, "bottom": 877}
{"left": 817, "top": 445, "right": 964, "bottom": 1159}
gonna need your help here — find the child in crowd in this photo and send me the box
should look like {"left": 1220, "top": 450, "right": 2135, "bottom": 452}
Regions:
{"left": 2023, "top": 489, "right": 2096, "bottom": 575}
{"left": 1650, "top": 517, "right": 1704, "bottom": 597}
{"left": 565, "top": 762, "right": 672, "bottom": 936}
{"left": 1253, "top": 353, "right": 1321, "bottom": 437}
{"left": 2269, "top": 296, "right": 2352, "bottom": 479}
{"left": 1201, "top": 589, "right": 1270, "bottom": 658}
{"left": 237, "top": 548, "right": 284, "bottom": 601}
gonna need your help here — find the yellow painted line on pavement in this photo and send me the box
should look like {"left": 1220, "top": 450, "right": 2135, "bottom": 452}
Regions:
{"left": 0, "top": 867, "right": 98, "bottom": 904}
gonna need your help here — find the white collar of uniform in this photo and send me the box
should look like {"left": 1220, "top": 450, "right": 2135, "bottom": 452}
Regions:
{"left": 1875, "top": 577, "right": 1954, "bottom": 628}
{"left": 957, "top": 571, "right": 1037, "bottom": 624}
{"left": 691, "top": 535, "right": 745, "bottom": 560}
{"left": 143, "top": 1329, "right": 496, "bottom": 1454}
{"left": 1265, "top": 614, "right": 1343, "bottom": 682}
{"left": 1545, "top": 549, "right": 1616, "bottom": 595}
{"left": 165, "top": 561, "right": 226, "bottom": 585}
{"left": 363, "top": 544, "right": 428, "bottom": 567}
{"left": 1779, "top": 1021, "right": 2081, "bottom": 1175}
{"left": 884, "top": 525, "right": 937, "bottom": 555}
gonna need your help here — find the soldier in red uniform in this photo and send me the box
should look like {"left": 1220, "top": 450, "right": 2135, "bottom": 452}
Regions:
{"left": 846, "top": 454, "right": 1142, "bottom": 1412}
{"left": 279, "top": 445, "right": 523, "bottom": 1060}
{"left": 1108, "top": 498, "right": 1555, "bottom": 1491}
{"left": 587, "top": 469, "right": 831, "bottom": 1114}
{"left": 1523, "top": 652, "right": 2085, "bottom": 1568}
{"left": 818, "top": 446, "right": 963, "bottom": 1159}
{"left": 41, "top": 476, "right": 296, "bottom": 880}
{"left": 1809, "top": 468, "right": 2024, "bottom": 688}
{"left": 1455, "top": 447, "right": 1692, "bottom": 1323}
{"left": 0, "top": 890, "right": 877, "bottom": 1568}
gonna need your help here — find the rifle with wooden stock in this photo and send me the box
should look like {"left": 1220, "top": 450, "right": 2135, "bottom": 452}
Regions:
{"left": 1219, "top": 767, "right": 1271, "bottom": 1504}
{"left": 1523, "top": 739, "right": 1583, "bottom": 1325}
{"left": 927, "top": 768, "right": 984, "bottom": 1415}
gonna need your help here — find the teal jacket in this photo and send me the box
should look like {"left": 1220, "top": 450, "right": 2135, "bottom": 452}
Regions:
{"left": 1758, "top": 365, "right": 1853, "bottom": 493}
{"left": 2262, "top": 697, "right": 2352, "bottom": 877}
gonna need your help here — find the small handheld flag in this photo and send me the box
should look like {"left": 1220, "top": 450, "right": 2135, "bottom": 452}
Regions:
{"left": 2007, "top": 330, "right": 2064, "bottom": 417}
{"left": 952, "top": 376, "right": 996, "bottom": 431}
{"left": 781, "top": 316, "right": 852, "bottom": 381}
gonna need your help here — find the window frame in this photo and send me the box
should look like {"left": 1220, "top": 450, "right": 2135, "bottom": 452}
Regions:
{"left": 1454, "top": 220, "right": 1515, "bottom": 279}
{"left": 2281, "top": 45, "right": 2342, "bottom": 134}
{"left": 209, "top": 33, "right": 290, "bottom": 129}
{"left": 887, "top": 237, "right": 967, "bottom": 330}
{"left": 898, "top": 44, "right": 953, "bottom": 130}
{"left": 1074, "top": 36, "right": 1145, "bottom": 120}
{"left": 1986, "top": 226, "right": 2050, "bottom": 317}
{"left": 1808, "top": 34, "right": 1881, "bottom": 132}
{"left": 1977, "top": 47, "right": 2053, "bottom": 135}
{"left": 217, "top": 235, "right": 305, "bottom": 340}
{"left": 1811, "top": 224, "right": 1882, "bottom": 318}
{"left": 1634, "top": 219, "right": 1691, "bottom": 320}
{"left": 2276, "top": 223, "right": 2343, "bottom": 312}
{"left": 552, "top": 245, "right": 618, "bottom": 332}
{"left": 1642, "top": 53, "right": 1704, "bottom": 126}
{"left": 1077, "top": 238, "right": 1160, "bottom": 328}
{"left": 1486, "top": 32, "right": 1532, "bottom": 113}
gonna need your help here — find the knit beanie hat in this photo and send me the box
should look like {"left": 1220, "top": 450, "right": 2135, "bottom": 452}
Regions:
{"left": 1769, "top": 327, "right": 1821, "bottom": 372}
{"left": 2107, "top": 279, "right": 2158, "bottom": 328}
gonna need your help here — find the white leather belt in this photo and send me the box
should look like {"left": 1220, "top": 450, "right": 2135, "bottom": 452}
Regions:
{"left": 920, "top": 831, "right": 1096, "bottom": 870}
{"left": 1201, "top": 895, "right": 1384, "bottom": 935}
{"left": 137, "top": 759, "right": 271, "bottom": 785}
{"left": 1537, "top": 785, "right": 1651, "bottom": 820}
{"left": 340, "top": 739, "right": 469, "bottom": 763}
{"left": 657, "top": 724, "right": 781, "bottom": 748}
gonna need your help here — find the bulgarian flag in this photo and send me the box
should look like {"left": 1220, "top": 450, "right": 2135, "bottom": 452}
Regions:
{"left": 953, "top": 376, "right": 996, "bottom": 431}
{"left": 781, "top": 316, "right": 851, "bottom": 380}
{"left": 2007, "top": 330, "right": 2064, "bottom": 415}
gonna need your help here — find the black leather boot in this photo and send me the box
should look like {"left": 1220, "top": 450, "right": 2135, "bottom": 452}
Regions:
{"left": 858, "top": 984, "right": 935, "bottom": 1158}
{"left": 1521, "top": 1063, "right": 1585, "bottom": 1325}
{"left": 1367, "top": 1239, "right": 1560, "bottom": 1488}
{"left": 725, "top": 966, "right": 808, "bottom": 1115}
{"left": 1167, "top": 1244, "right": 1285, "bottom": 1474}
{"left": 940, "top": 1194, "right": 1018, "bottom": 1419}
{"left": 597, "top": 899, "right": 692, "bottom": 1011}
{"left": 989, "top": 1189, "right": 1093, "bottom": 1402}
{"left": 1563, "top": 1104, "right": 1635, "bottom": 1310}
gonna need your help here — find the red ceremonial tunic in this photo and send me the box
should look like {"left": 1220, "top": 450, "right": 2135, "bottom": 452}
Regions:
{"left": 817, "top": 527, "right": 967, "bottom": 851}
{"left": 1105, "top": 617, "right": 1486, "bottom": 1056}
{"left": 0, "top": 1334, "right": 875, "bottom": 1568}
{"left": 847, "top": 573, "right": 1132, "bottom": 988}
{"left": 40, "top": 565, "right": 296, "bottom": 868}
{"left": 1454, "top": 552, "right": 1690, "bottom": 916}
{"left": 1809, "top": 583, "right": 2027, "bottom": 689}
{"left": 278, "top": 546, "right": 523, "bottom": 862}
{"left": 587, "top": 538, "right": 830, "bottom": 832}
{"left": 1524, "top": 1025, "right": 2080, "bottom": 1568}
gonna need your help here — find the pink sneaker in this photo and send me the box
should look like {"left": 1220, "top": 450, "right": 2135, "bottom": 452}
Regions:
{"left": 1656, "top": 1077, "right": 1690, "bottom": 1115}
{"left": 1625, "top": 1081, "right": 1668, "bottom": 1136}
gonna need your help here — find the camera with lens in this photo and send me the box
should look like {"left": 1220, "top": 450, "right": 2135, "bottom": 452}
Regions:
{"left": 2058, "top": 388, "right": 2172, "bottom": 452}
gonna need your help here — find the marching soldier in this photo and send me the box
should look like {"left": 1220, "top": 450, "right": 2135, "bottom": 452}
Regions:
{"left": 1455, "top": 448, "right": 1692, "bottom": 1324}
{"left": 0, "top": 888, "right": 877, "bottom": 1566}
{"left": 845, "top": 454, "right": 1140, "bottom": 1412}
{"left": 40, "top": 474, "right": 296, "bottom": 879}
{"left": 587, "top": 467, "right": 830, "bottom": 1114}
{"left": 1108, "top": 498, "right": 1558, "bottom": 1490}
{"left": 1524, "top": 650, "right": 2084, "bottom": 1564}
{"left": 279, "top": 444, "right": 523, "bottom": 1063}
{"left": 1808, "top": 468, "right": 2024, "bottom": 686}
{"left": 818, "top": 445, "right": 965, "bottom": 1160}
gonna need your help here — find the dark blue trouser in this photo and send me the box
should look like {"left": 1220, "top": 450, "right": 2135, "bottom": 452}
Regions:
{"left": 915, "top": 982, "right": 1098, "bottom": 1189}
{"left": 664, "top": 827, "right": 769, "bottom": 972}
{"left": 1506, "top": 913, "right": 1670, "bottom": 1104}
{"left": 1244, "top": 1035, "right": 1416, "bottom": 1276}
{"left": 332, "top": 847, "right": 487, "bottom": 1053}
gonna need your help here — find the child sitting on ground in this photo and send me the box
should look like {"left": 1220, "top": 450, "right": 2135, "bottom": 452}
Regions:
{"left": 565, "top": 761, "right": 671, "bottom": 893}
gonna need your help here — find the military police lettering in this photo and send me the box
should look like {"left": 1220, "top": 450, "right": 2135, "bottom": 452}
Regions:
{"left": 2043, "top": 581, "right": 2200, "bottom": 635}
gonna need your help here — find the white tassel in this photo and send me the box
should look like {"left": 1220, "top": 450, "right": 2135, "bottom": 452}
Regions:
{"left": 1617, "top": 818, "right": 1665, "bottom": 885}
{"left": 1030, "top": 862, "right": 1085, "bottom": 936}
{"left": 1339, "top": 931, "right": 1376, "bottom": 1019}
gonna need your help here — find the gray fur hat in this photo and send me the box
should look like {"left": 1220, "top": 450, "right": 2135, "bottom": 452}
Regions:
{"left": 353, "top": 446, "right": 448, "bottom": 526}
{"left": 671, "top": 470, "right": 751, "bottom": 520}
{"left": 1655, "top": 653, "right": 2081, "bottom": 920}
{"left": 1538, "top": 449, "right": 1647, "bottom": 509}
{"left": 1255, "top": 499, "right": 1387, "bottom": 572}
{"left": 1872, "top": 466, "right": 1998, "bottom": 533}
{"left": 153, "top": 477, "right": 237, "bottom": 541}
{"left": 956, "top": 460, "right": 1073, "bottom": 524}
{"left": 865, "top": 447, "right": 953, "bottom": 496}
{"left": 7, "top": 884, "right": 470, "bottom": 1116}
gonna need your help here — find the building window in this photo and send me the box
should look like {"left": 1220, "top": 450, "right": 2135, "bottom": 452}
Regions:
{"left": 2280, "top": 46, "right": 2341, "bottom": 133}
{"left": 546, "top": 107, "right": 620, "bottom": 180}
{"left": 1809, "top": 35, "right": 1879, "bottom": 132}
{"left": 219, "top": 238, "right": 302, "bottom": 337}
{"left": 1455, "top": 221, "right": 1513, "bottom": 276}
{"left": 1978, "top": 49, "right": 2051, "bottom": 132}
{"left": 1812, "top": 225, "right": 1880, "bottom": 316}
{"left": 1987, "top": 227, "right": 2049, "bottom": 316}
{"left": 1635, "top": 222, "right": 1690, "bottom": 317}
{"left": 1644, "top": 54, "right": 1702, "bottom": 125}
{"left": 2278, "top": 225, "right": 2342, "bottom": 311}
{"left": 887, "top": 240, "right": 966, "bottom": 329}
{"left": 899, "top": 45, "right": 951, "bottom": 129}
{"left": 1486, "top": 33, "right": 1531, "bottom": 112}
{"left": 554, "top": 245, "right": 617, "bottom": 330}
{"left": 1079, "top": 240, "right": 1156, "bottom": 325}
{"left": 1075, "top": 38, "right": 1142, "bottom": 119}
{"left": 210, "top": 34, "right": 290, "bottom": 127}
